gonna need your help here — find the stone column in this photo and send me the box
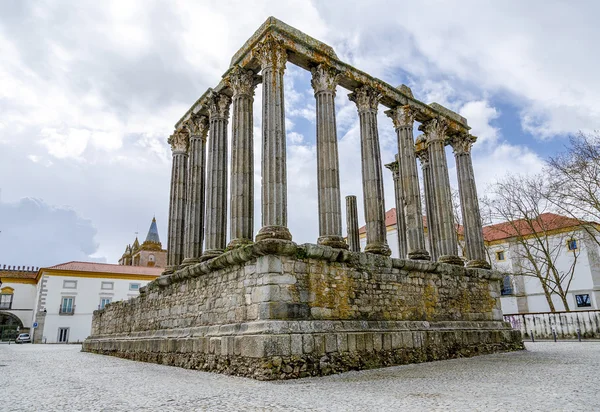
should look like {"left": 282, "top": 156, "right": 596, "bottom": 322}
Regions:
{"left": 166, "top": 129, "right": 189, "bottom": 271}
{"left": 346, "top": 195, "right": 360, "bottom": 252}
{"left": 253, "top": 34, "right": 292, "bottom": 242}
{"left": 202, "top": 91, "right": 232, "bottom": 260}
{"left": 450, "top": 134, "right": 490, "bottom": 269}
{"left": 386, "top": 106, "right": 430, "bottom": 260}
{"left": 384, "top": 156, "right": 407, "bottom": 259}
{"left": 415, "top": 139, "right": 439, "bottom": 261}
{"left": 226, "top": 66, "right": 261, "bottom": 249}
{"left": 348, "top": 85, "right": 391, "bottom": 256}
{"left": 420, "top": 118, "right": 462, "bottom": 265}
{"left": 311, "top": 64, "right": 347, "bottom": 249}
{"left": 182, "top": 115, "right": 208, "bottom": 266}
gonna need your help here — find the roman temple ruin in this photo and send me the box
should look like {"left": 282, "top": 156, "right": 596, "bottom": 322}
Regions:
{"left": 83, "top": 17, "right": 522, "bottom": 379}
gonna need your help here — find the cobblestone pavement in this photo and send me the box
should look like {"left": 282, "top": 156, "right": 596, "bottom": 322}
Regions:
{"left": 1, "top": 342, "right": 597, "bottom": 411}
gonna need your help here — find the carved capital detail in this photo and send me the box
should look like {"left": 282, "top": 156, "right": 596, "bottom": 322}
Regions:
{"left": 385, "top": 105, "right": 418, "bottom": 129}
{"left": 168, "top": 129, "right": 189, "bottom": 153}
{"left": 449, "top": 133, "right": 477, "bottom": 155}
{"left": 207, "top": 92, "right": 232, "bottom": 120}
{"left": 254, "top": 33, "right": 287, "bottom": 71}
{"left": 310, "top": 64, "right": 339, "bottom": 95}
{"left": 226, "top": 66, "right": 261, "bottom": 98}
{"left": 419, "top": 118, "right": 448, "bottom": 143}
{"left": 414, "top": 136, "right": 429, "bottom": 164}
{"left": 187, "top": 114, "right": 209, "bottom": 140}
{"left": 348, "top": 85, "right": 380, "bottom": 112}
{"left": 384, "top": 160, "right": 400, "bottom": 177}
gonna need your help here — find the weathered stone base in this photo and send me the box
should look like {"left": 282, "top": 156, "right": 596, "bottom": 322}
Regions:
{"left": 83, "top": 320, "right": 523, "bottom": 380}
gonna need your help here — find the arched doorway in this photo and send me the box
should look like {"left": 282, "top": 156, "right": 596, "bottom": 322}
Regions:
{"left": 0, "top": 311, "right": 23, "bottom": 341}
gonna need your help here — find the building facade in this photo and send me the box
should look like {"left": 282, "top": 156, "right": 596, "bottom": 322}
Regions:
{"left": 32, "top": 262, "right": 161, "bottom": 343}
{"left": 118, "top": 217, "right": 167, "bottom": 268}
{"left": 361, "top": 209, "right": 600, "bottom": 314}
{"left": 0, "top": 266, "right": 38, "bottom": 341}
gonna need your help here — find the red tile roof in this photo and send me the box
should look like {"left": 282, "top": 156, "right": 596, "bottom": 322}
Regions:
{"left": 0, "top": 270, "right": 38, "bottom": 280}
{"left": 43, "top": 261, "right": 162, "bottom": 276}
{"left": 361, "top": 209, "right": 585, "bottom": 243}
{"left": 482, "top": 213, "right": 583, "bottom": 242}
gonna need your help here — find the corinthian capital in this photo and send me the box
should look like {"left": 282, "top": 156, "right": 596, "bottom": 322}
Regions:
{"left": 385, "top": 105, "right": 418, "bottom": 129}
{"left": 414, "top": 136, "right": 429, "bottom": 164}
{"left": 348, "top": 85, "right": 380, "bottom": 112}
{"left": 187, "top": 114, "right": 209, "bottom": 140}
{"left": 253, "top": 33, "right": 287, "bottom": 71}
{"left": 419, "top": 118, "right": 448, "bottom": 143}
{"left": 449, "top": 133, "right": 477, "bottom": 155}
{"left": 207, "top": 92, "right": 232, "bottom": 120}
{"left": 226, "top": 66, "right": 261, "bottom": 98}
{"left": 310, "top": 64, "right": 339, "bottom": 95}
{"left": 168, "top": 129, "right": 189, "bottom": 153}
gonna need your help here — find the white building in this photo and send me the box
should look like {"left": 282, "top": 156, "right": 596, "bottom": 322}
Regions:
{"left": 32, "top": 262, "right": 161, "bottom": 343}
{"left": 0, "top": 266, "right": 38, "bottom": 340}
{"left": 360, "top": 209, "right": 600, "bottom": 315}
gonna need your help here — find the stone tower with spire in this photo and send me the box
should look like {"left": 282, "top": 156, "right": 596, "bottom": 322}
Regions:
{"left": 118, "top": 217, "right": 167, "bottom": 268}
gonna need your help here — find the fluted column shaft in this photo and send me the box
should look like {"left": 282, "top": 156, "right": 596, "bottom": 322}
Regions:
{"left": 346, "top": 195, "right": 360, "bottom": 252}
{"left": 451, "top": 135, "right": 490, "bottom": 268}
{"left": 387, "top": 106, "right": 430, "bottom": 260}
{"left": 166, "top": 130, "right": 189, "bottom": 271}
{"left": 384, "top": 158, "right": 407, "bottom": 258}
{"left": 348, "top": 86, "right": 391, "bottom": 256}
{"left": 421, "top": 119, "right": 462, "bottom": 265}
{"left": 202, "top": 92, "right": 231, "bottom": 260}
{"left": 182, "top": 115, "right": 208, "bottom": 265}
{"left": 227, "top": 67, "right": 261, "bottom": 249}
{"left": 416, "top": 142, "right": 439, "bottom": 261}
{"left": 311, "top": 64, "right": 347, "bottom": 249}
{"left": 254, "top": 35, "right": 292, "bottom": 242}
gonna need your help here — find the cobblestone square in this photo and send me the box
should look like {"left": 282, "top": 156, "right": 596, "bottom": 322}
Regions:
{"left": 2, "top": 342, "right": 598, "bottom": 411}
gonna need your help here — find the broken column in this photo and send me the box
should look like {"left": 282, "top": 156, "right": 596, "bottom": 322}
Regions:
{"left": 345, "top": 195, "right": 360, "bottom": 252}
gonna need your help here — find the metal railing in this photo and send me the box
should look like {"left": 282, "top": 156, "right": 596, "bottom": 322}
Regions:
{"left": 59, "top": 305, "right": 75, "bottom": 315}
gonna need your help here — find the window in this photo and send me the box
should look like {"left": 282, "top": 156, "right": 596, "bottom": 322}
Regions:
{"left": 129, "top": 283, "right": 141, "bottom": 291}
{"left": 99, "top": 297, "right": 112, "bottom": 309}
{"left": 575, "top": 294, "right": 591, "bottom": 308}
{"left": 60, "top": 297, "right": 75, "bottom": 315}
{"left": 63, "top": 280, "right": 77, "bottom": 289}
{"left": 567, "top": 239, "right": 578, "bottom": 251}
{"left": 501, "top": 275, "right": 513, "bottom": 296}
{"left": 496, "top": 251, "right": 505, "bottom": 261}
{"left": 148, "top": 254, "right": 155, "bottom": 262}
{"left": 0, "top": 293, "right": 13, "bottom": 310}
{"left": 101, "top": 281, "right": 114, "bottom": 290}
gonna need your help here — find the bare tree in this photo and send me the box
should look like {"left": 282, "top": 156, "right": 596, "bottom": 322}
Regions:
{"left": 546, "top": 131, "right": 600, "bottom": 246}
{"left": 482, "top": 174, "right": 580, "bottom": 312}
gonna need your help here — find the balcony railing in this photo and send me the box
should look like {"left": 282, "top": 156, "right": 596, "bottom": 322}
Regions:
{"left": 0, "top": 302, "right": 12, "bottom": 310}
{"left": 59, "top": 305, "right": 75, "bottom": 315}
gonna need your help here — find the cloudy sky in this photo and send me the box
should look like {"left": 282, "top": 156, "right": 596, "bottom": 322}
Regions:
{"left": 1, "top": 0, "right": 598, "bottom": 267}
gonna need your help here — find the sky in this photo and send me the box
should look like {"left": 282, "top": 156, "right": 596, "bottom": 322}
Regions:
{"left": 1, "top": 0, "right": 599, "bottom": 267}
